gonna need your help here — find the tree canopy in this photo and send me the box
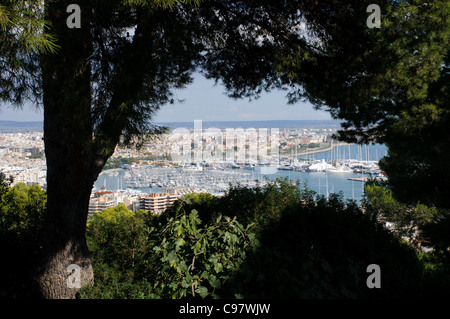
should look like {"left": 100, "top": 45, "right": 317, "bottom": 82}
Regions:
{"left": 267, "top": 1, "right": 450, "bottom": 208}
{"left": 0, "top": 0, "right": 59, "bottom": 106}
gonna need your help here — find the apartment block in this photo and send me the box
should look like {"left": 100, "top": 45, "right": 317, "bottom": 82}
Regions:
{"left": 139, "top": 193, "right": 181, "bottom": 214}
{"left": 88, "top": 195, "right": 117, "bottom": 215}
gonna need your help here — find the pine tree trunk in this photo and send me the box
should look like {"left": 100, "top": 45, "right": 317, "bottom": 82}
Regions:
{"left": 36, "top": 142, "right": 97, "bottom": 298}
{"left": 36, "top": 1, "right": 155, "bottom": 298}
{"left": 37, "top": 195, "right": 94, "bottom": 299}
{"left": 37, "top": 0, "right": 97, "bottom": 299}
{"left": 36, "top": 153, "right": 98, "bottom": 298}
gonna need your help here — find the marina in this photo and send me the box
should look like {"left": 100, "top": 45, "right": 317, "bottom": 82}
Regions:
{"left": 94, "top": 144, "right": 387, "bottom": 203}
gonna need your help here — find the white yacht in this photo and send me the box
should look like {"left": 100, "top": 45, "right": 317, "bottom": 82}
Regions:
{"left": 308, "top": 159, "right": 333, "bottom": 172}
{"left": 325, "top": 165, "right": 353, "bottom": 173}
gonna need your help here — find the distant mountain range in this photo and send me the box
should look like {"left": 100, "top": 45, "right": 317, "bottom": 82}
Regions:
{"left": 0, "top": 119, "right": 342, "bottom": 133}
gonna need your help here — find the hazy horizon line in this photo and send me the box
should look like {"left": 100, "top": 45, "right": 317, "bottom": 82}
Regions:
{"left": 0, "top": 119, "right": 341, "bottom": 123}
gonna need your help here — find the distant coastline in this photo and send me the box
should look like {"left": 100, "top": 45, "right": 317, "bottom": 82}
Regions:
{"left": 0, "top": 119, "right": 342, "bottom": 133}
{"left": 156, "top": 119, "right": 342, "bottom": 130}
{"left": 0, "top": 120, "right": 44, "bottom": 132}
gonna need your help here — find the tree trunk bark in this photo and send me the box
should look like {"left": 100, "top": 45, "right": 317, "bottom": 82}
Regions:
{"left": 37, "top": 0, "right": 97, "bottom": 299}
{"left": 36, "top": 189, "right": 95, "bottom": 299}
{"left": 37, "top": 136, "right": 98, "bottom": 299}
{"left": 36, "top": 1, "right": 154, "bottom": 298}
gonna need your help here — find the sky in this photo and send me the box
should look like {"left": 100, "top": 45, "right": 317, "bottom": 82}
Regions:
{"left": 0, "top": 73, "right": 333, "bottom": 123}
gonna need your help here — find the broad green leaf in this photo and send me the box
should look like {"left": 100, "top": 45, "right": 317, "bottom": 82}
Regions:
{"left": 214, "top": 262, "right": 223, "bottom": 273}
{"left": 195, "top": 286, "right": 208, "bottom": 298}
{"left": 208, "top": 275, "right": 221, "bottom": 289}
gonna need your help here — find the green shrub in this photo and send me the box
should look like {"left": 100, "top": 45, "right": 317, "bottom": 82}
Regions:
{"left": 148, "top": 209, "right": 257, "bottom": 298}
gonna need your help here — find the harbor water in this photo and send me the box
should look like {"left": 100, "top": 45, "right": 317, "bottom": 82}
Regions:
{"left": 94, "top": 143, "right": 388, "bottom": 204}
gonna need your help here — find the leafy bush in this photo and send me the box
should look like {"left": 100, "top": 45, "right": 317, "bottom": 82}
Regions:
{"left": 81, "top": 205, "right": 153, "bottom": 298}
{"left": 86, "top": 204, "right": 151, "bottom": 273}
{"left": 363, "top": 181, "right": 450, "bottom": 252}
{"left": 82, "top": 203, "right": 258, "bottom": 299}
{"left": 0, "top": 182, "right": 47, "bottom": 298}
{"left": 81, "top": 179, "right": 431, "bottom": 299}
{"left": 222, "top": 193, "right": 423, "bottom": 298}
{"left": 148, "top": 209, "right": 257, "bottom": 298}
